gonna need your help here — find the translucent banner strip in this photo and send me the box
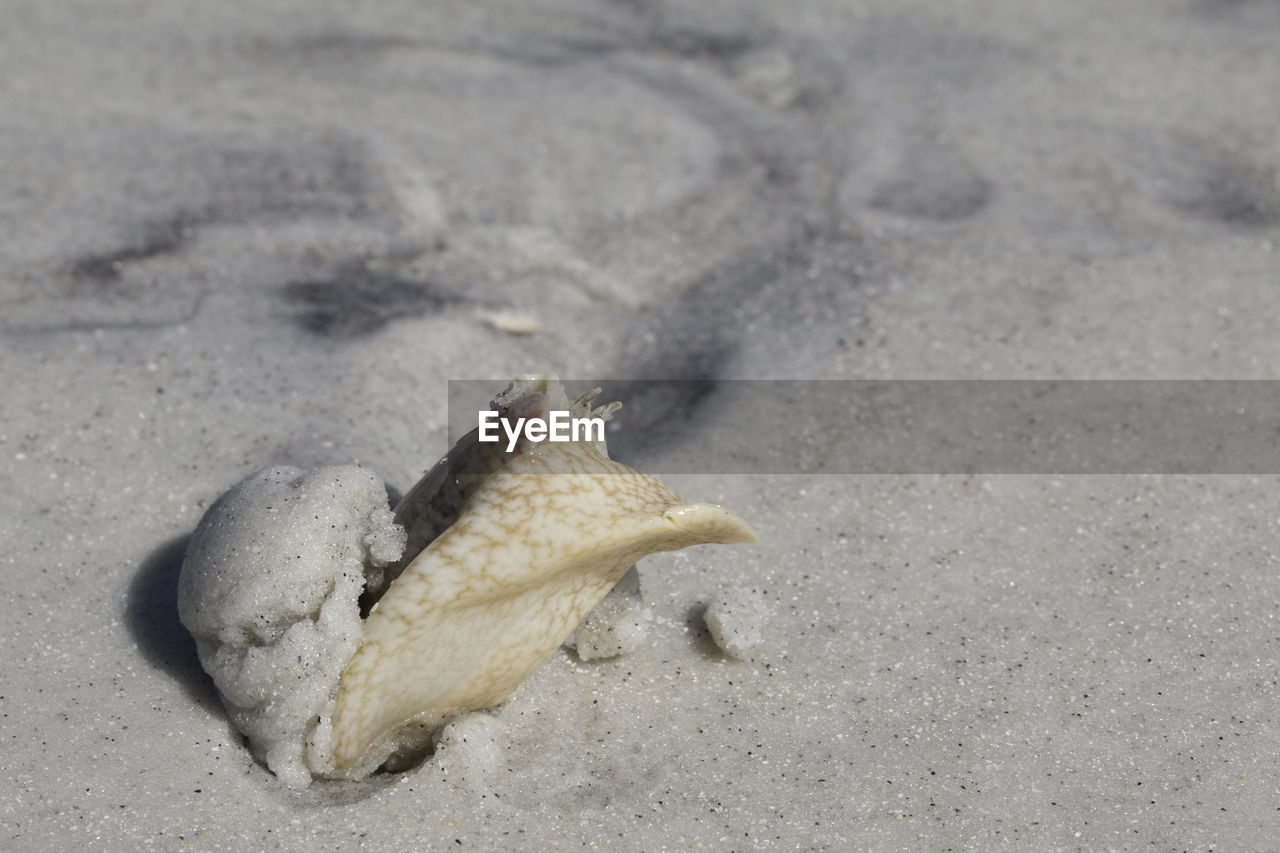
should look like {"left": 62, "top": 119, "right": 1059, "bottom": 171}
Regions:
{"left": 446, "top": 380, "right": 1280, "bottom": 475}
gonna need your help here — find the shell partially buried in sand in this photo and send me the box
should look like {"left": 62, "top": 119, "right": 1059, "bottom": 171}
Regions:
{"left": 178, "top": 376, "right": 758, "bottom": 787}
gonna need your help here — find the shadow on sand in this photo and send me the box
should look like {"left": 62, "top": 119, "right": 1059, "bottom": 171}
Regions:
{"left": 125, "top": 533, "right": 221, "bottom": 713}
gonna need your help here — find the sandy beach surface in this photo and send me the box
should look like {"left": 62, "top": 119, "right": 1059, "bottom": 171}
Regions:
{"left": 3, "top": 0, "right": 1279, "bottom": 849}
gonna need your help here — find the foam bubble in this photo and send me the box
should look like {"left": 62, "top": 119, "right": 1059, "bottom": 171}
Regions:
{"left": 177, "top": 465, "right": 404, "bottom": 787}
{"left": 564, "top": 566, "right": 650, "bottom": 661}
{"left": 703, "top": 586, "right": 771, "bottom": 659}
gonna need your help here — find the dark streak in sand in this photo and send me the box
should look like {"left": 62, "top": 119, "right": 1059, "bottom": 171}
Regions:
{"left": 280, "top": 262, "right": 465, "bottom": 340}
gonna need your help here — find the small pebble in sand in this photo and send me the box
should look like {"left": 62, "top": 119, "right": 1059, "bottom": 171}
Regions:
{"left": 703, "top": 586, "right": 771, "bottom": 659}
{"left": 475, "top": 307, "right": 543, "bottom": 335}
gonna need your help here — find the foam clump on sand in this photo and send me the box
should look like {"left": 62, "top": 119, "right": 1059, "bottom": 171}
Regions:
{"left": 703, "top": 587, "right": 771, "bottom": 659}
{"left": 430, "top": 713, "right": 503, "bottom": 789}
{"left": 564, "top": 566, "right": 650, "bottom": 661}
{"left": 177, "top": 466, "right": 405, "bottom": 789}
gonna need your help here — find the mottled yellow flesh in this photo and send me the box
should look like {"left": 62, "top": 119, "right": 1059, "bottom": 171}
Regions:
{"left": 329, "top": 444, "right": 757, "bottom": 775}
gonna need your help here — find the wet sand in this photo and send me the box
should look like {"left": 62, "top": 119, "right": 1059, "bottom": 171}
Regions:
{"left": 3, "top": 1, "right": 1279, "bottom": 849}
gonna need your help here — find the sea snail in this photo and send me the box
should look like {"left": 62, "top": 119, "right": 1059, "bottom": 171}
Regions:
{"left": 177, "top": 376, "right": 758, "bottom": 786}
